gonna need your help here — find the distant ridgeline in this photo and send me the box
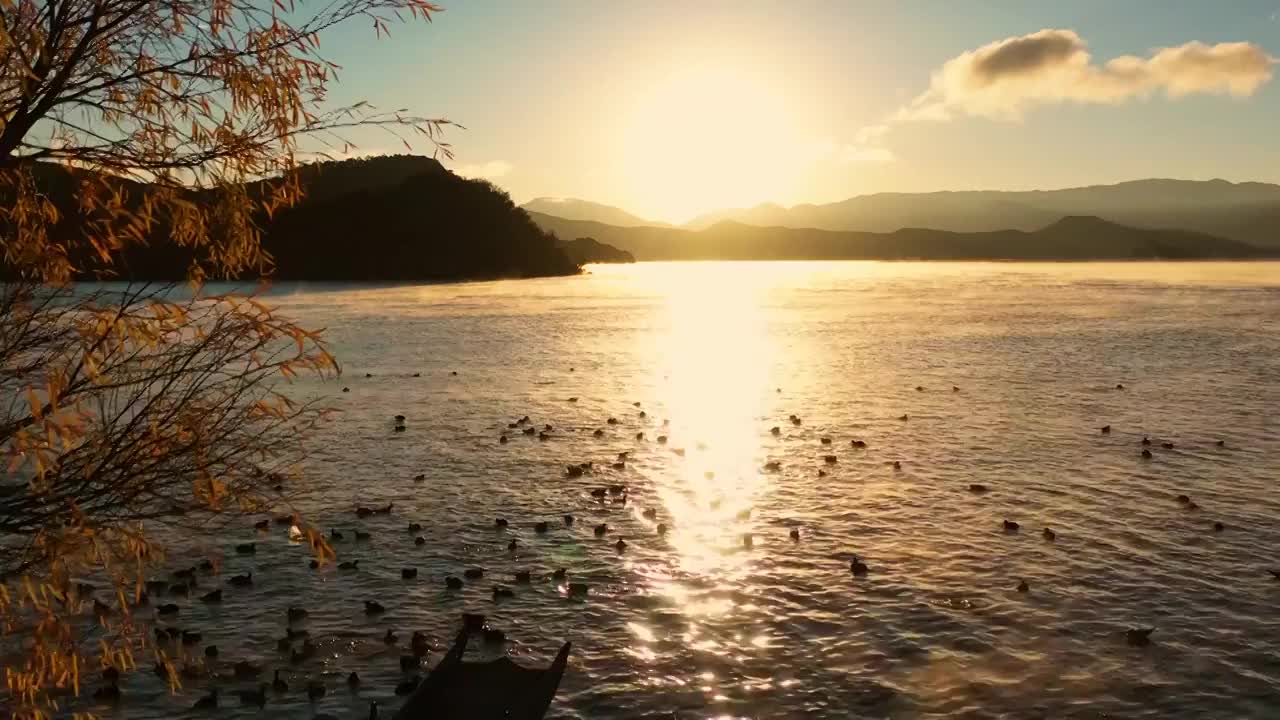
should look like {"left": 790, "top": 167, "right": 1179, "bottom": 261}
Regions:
{"left": 526, "top": 213, "right": 1277, "bottom": 261}
{"left": 2, "top": 156, "right": 597, "bottom": 282}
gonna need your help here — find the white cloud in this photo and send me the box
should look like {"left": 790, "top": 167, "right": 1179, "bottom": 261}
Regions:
{"left": 453, "top": 160, "right": 512, "bottom": 180}
{"left": 895, "top": 29, "right": 1276, "bottom": 122}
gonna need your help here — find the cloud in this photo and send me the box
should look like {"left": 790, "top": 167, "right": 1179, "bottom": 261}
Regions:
{"left": 897, "top": 29, "right": 1277, "bottom": 122}
{"left": 453, "top": 160, "right": 512, "bottom": 179}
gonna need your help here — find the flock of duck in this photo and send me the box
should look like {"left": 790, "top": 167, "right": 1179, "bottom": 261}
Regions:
{"left": 78, "top": 379, "right": 1274, "bottom": 717}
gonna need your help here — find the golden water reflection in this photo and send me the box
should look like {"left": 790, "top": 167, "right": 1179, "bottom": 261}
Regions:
{"left": 647, "top": 264, "right": 776, "bottom": 582}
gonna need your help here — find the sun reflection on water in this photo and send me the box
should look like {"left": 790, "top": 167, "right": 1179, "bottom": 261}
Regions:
{"left": 645, "top": 264, "right": 776, "bottom": 582}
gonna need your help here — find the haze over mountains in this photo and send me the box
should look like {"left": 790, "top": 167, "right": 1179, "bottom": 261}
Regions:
{"left": 522, "top": 179, "right": 1280, "bottom": 251}
{"left": 526, "top": 212, "right": 1269, "bottom": 261}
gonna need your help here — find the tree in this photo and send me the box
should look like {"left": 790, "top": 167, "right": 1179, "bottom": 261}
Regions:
{"left": 0, "top": 1, "right": 449, "bottom": 715}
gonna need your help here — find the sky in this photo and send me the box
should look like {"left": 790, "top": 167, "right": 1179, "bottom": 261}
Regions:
{"left": 318, "top": 1, "right": 1280, "bottom": 223}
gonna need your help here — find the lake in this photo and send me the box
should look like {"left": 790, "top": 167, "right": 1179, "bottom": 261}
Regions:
{"left": 102, "top": 262, "right": 1280, "bottom": 719}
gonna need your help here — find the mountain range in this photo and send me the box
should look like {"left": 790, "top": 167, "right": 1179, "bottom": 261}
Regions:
{"left": 525, "top": 212, "right": 1270, "bottom": 261}
{"left": 522, "top": 179, "right": 1280, "bottom": 250}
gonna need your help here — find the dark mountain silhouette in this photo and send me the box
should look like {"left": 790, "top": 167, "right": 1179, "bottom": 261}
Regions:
{"left": 556, "top": 237, "right": 635, "bottom": 264}
{"left": 521, "top": 198, "right": 667, "bottom": 227}
{"left": 527, "top": 211, "right": 1271, "bottom": 261}
{"left": 4, "top": 156, "right": 585, "bottom": 282}
{"left": 680, "top": 179, "right": 1280, "bottom": 247}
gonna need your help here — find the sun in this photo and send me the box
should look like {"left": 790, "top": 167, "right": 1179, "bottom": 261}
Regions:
{"left": 618, "top": 65, "right": 807, "bottom": 224}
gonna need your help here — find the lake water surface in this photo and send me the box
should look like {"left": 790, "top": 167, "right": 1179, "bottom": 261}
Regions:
{"left": 107, "top": 262, "right": 1280, "bottom": 719}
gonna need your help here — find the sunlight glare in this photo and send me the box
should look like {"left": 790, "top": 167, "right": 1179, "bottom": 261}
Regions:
{"left": 620, "top": 65, "right": 806, "bottom": 223}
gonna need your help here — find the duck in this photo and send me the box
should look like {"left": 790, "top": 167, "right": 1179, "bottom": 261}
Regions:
{"left": 1216, "top": 440, "right": 1226, "bottom": 448}
{"left": 898, "top": 414, "right": 909, "bottom": 422}
{"left": 507, "top": 538, "right": 518, "bottom": 551}
{"left": 414, "top": 536, "right": 426, "bottom": 546}
{"left": 92, "top": 682, "right": 121, "bottom": 703}
{"left": 564, "top": 514, "right": 575, "bottom": 526}
{"left": 492, "top": 586, "right": 515, "bottom": 600}
{"left": 399, "top": 655, "right": 419, "bottom": 672}
{"left": 254, "top": 519, "right": 270, "bottom": 531}
{"left": 1141, "top": 449, "right": 1153, "bottom": 459}
{"left": 568, "top": 583, "right": 589, "bottom": 598}
{"left": 824, "top": 455, "right": 838, "bottom": 464}
{"left": 789, "top": 415, "right": 802, "bottom": 426}
{"left": 611, "top": 461, "right": 626, "bottom": 471}
{"left": 237, "top": 684, "right": 267, "bottom": 708}
{"left": 383, "top": 628, "right": 397, "bottom": 644}
{"left": 892, "top": 461, "right": 902, "bottom": 471}
{"left": 790, "top": 528, "right": 800, "bottom": 541}
{"left": 330, "top": 529, "right": 345, "bottom": 541}
{"left": 343, "top": 387, "right": 350, "bottom": 392}
{"left": 364, "top": 600, "right": 386, "bottom": 615}
{"left": 522, "top": 427, "right": 536, "bottom": 436}
{"left": 568, "top": 397, "right": 578, "bottom": 402}
{"left": 552, "top": 568, "right": 568, "bottom": 581}
{"left": 635, "top": 432, "right": 645, "bottom": 441}
{"left": 763, "top": 461, "right": 781, "bottom": 472}
{"left": 672, "top": 447, "right": 686, "bottom": 456}
{"left": 395, "top": 678, "right": 421, "bottom": 696}
{"left": 495, "top": 517, "right": 509, "bottom": 529}
{"left": 1116, "top": 383, "right": 1125, "bottom": 390}
{"left": 347, "top": 671, "right": 361, "bottom": 689}
{"left": 233, "top": 660, "right": 261, "bottom": 680}
{"left": 515, "top": 570, "right": 531, "bottom": 584}
{"left": 849, "top": 556, "right": 869, "bottom": 576}
{"left": 354, "top": 530, "right": 371, "bottom": 541}
{"left": 770, "top": 427, "right": 781, "bottom": 436}
{"left": 608, "top": 484, "right": 626, "bottom": 495}
{"left": 657, "top": 523, "right": 668, "bottom": 536}
{"left": 535, "top": 521, "right": 549, "bottom": 533}
{"left": 614, "top": 538, "right": 628, "bottom": 552}
{"left": 851, "top": 439, "right": 867, "bottom": 449}
{"left": 968, "top": 483, "right": 988, "bottom": 493}
{"left": 1176, "top": 494, "right": 1191, "bottom": 504}
{"left": 287, "top": 606, "right": 307, "bottom": 622}
{"left": 1043, "top": 528, "right": 1056, "bottom": 541}
{"left": 593, "top": 429, "right": 605, "bottom": 438}
{"left": 1141, "top": 436, "right": 1152, "bottom": 446}
{"left": 1016, "top": 579, "right": 1030, "bottom": 593}
{"left": 1002, "top": 520, "right": 1020, "bottom": 532}
{"left": 411, "top": 631, "right": 429, "bottom": 657}
{"left": 607, "top": 417, "right": 618, "bottom": 425}
{"left": 1213, "top": 521, "right": 1225, "bottom": 532}
{"left": 192, "top": 689, "right": 219, "bottom": 710}
{"left": 1101, "top": 425, "right": 1111, "bottom": 434}
{"left": 156, "top": 603, "right": 180, "bottom": 615}
{"left": 401, "top": 567, "right": 417, "bottom": 579}
{"left": 953, "top": 385, "right": 960, "bottom": 392}
{"left": 307, "top": 681, "right": 326, "bottom": 701}
{"left": 204, "top": 645, "right": 218, "bottom": 658}
{"left": 642, "top": 508, "right": 658, "bottom": 520}
{"left": 639, "top": 411, "right": 647, "bottom": 419}
{"left": 1125, "top": 627, "right": 1154, "bottom": 647}
{"left": 463, "top": 568, "right": 484, "bottom": 579}
{"left": 408, "top": 522, "right": 422, "bottom": 533}
{"left": 1268, "top": 570, "right": 1280, "bottom": 581}
{"left": 566, "top": 465, "right": 585, "bottom": 478}
{"left": 445, "top": 576, "right": 463, "bottom": 590}
{"left": 656, "top": 435, "right": 668, "bottom": 444}
{"left": 538, "top": 432, "right": 550, "bottom": 441}
{"left": 916, "top": 385, "right": 924, "bottom": 392}
{"left": 594, "top": 523, "right": 608, "bottom": 537}
{"left": 181, "top": 630, "right": 202, "bottom": 646}
{"left": 338, "top": 560, "right": 359, "bottom": 571}
{"left": 499, "top": 435, "right": 509, "bottom": 444}
{"left": 1161, "top": 442, "right": 1174, "bottom": 450}
{"left": 590, "top": 488, "right": 607, "bottom": 499}
{"left": 235, "top": 542, "right": 256, "bottom": 555}
{"left": 272, "top": 669, "right": 288, "bottom": 693}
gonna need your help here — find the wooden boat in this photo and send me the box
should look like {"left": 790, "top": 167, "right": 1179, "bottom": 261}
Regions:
{"left": 393, "top": 630, "right": 570, "bottom": 720}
